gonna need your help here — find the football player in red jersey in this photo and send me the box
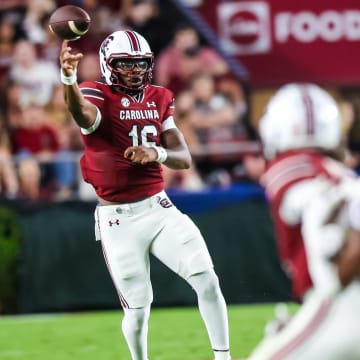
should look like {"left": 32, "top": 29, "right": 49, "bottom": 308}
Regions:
{"left": 247, "top": 84, "right": 360, "bottom": 359}
{"left": 59, "top": 30, "right": 231, "bottom": 360}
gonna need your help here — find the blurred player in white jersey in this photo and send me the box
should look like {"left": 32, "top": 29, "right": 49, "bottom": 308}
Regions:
{"left": 247, "top": 83, "right": 360, "bottom": 360}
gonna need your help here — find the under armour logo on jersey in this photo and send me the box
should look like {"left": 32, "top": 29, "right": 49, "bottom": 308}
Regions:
{"left": 109, "top": 219, "right": 120, "bottom": 227}
{"left": 146, "top": 101, "right": 156, "bottom": 107}
{"left": 159, "top": 198, "right": 173, "bottom": 208}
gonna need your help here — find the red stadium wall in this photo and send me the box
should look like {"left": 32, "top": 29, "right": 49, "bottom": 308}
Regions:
{"left": 180, "top": 0, "right": 360, "bottom": 87}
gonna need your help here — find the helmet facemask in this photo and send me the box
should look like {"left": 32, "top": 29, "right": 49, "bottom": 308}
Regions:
{"left": 108, "top": 56, "right": 154, "bottom": 90}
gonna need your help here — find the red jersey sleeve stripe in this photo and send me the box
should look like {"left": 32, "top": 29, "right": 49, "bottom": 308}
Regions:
{"left": 80, "top": 88, "right": 105, "bottom": 101}
{"left": 261, "top": 154, "right": 317, "bottom": 198}
{"left": 265, "top": 163, "right": 315, "bottom": 199}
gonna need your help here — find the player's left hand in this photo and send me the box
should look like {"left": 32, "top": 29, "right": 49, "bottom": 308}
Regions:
{"left": 124, "top": 146, "right": 158, "bottom": 164}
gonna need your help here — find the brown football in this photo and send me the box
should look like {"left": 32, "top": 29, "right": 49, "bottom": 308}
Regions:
{"left": 49, "top": 5, "right": 91, "bottom": 41}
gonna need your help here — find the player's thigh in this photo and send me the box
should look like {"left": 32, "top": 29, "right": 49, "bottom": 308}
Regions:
{"left": 256, "top": 293, "right": 360, "bottom": 360}
{"left": 290, "top": 284, "right": 360, "bottom": 360}
{"left": 96, "top": 206, "right": 152, "bottom": 307}
{"left": 286, "top": 320, "right": 358, "bottom": 360}
{"left": 302, "top": 284, "right": 360, "bottom": 360}
{"left": 150, "top": 207, "right": 213, "bottom": 279}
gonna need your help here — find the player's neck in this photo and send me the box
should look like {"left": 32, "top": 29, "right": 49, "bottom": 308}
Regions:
{"left": 112, "top": 85, "right": 144, "bottom": 96}
{"left": 111, "top": 85, "right": 144, "bottom": 102}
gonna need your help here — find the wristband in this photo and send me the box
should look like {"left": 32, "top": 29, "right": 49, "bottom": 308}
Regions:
{"left": 152, "top": 145, "right": 168, "bottom": 163}
{"left": 60, "top": 69, "right": 77, "bottom": 85}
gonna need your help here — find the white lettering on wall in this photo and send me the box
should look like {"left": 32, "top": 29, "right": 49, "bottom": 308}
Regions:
{"left": 275, "top": 10, "right": 360, "bottom": 43}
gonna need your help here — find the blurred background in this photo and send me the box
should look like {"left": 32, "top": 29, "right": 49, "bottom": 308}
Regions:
{"left": 0, "top": 0, "right": 360, "bottom": 315}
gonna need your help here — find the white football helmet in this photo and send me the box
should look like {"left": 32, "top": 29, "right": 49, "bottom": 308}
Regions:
{"left": 259, "top": 83, "right": 341, "bottom": 159}
{"left": 99, "top": 30, "right": 154, "bottom": 90}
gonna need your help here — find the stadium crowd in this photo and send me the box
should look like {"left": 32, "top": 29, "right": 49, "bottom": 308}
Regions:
{"left": 0, "top": 0, "right": 262, "bottom": 202}
{"left": 1, "top": 0, "right": 359, "bottom": 202}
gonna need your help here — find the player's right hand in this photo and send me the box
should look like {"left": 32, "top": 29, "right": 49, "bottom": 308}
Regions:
{"left": 124, "top": 146, "right": 158, "bottom": 165}
{"left": 60, "top": 40, "right": 83, "bottom": 77}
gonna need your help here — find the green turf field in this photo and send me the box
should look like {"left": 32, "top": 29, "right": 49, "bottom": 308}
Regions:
{"left": 0, "top": 303, "right": 298, "bottom": 360}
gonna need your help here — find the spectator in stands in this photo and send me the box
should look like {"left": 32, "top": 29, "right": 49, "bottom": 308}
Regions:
{"left": 0, "top": 112, "right": 18, "bottom": 199}
{"left": 10, "top": 104, "right": 74, "bottom": 201}
{"left": 44, "top": 85, "right": 80, "bottom": 200}
{"left": 154, "top": 22, "right": 229, "bottom": 94}
{"left": 239, "top": 153, "right": 265, "bottom": 183}
{"left": 44, "top": 84, "right": 72, "bottom": 131}
{"left": 5, "top": 81, "right": 22, "bottom": 129}
{"left": 187, "top": 73, "right": 244, "bottom": 186}
{"left": 0, "top": 1, "right": 27, "bottom": 37}
{"left": 20, "top": 2, "right": 65, "bottom": 65}
{"left": 162, "top": 90, "right": 205, "bottom": 191}
{"left": 9, "top": 39, "right": 60, "bottom": 107}
{"left": 77, "top": 52, "right": 102, "bottom": 83}
{"left": 22, "top": 0, "right": 55, "bottom": 44}
{"left": 190, "top": 73, "right": 236, "bottom": 126}
{"left": 162, "top": 73, "right": 259, "bottom": 189}
{"left": 213, "top": 75, "right": 266, "bottom": 183}
{"left": 17, "top": 155, "right": 41, "bottom": 201}
{"left": 124, "top": 0, "right": 172, "bottom": 57}
{"left": 0, "top": 0, "right": 27, "bottom": 12}
{"left": 216, "top": 75, "right": 250, "bottom": 137}
{"left": 0, "top": 14, "right": 20, "bottom": 108}
{"left": 36, "top": 12, "right": 62, "bottom": 66}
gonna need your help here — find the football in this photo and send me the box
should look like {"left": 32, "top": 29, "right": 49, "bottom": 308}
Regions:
{"left": 48, "top": 5, "right": 91, "bottom": 41}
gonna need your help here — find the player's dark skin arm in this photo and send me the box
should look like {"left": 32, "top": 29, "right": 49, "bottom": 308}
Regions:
{"left": 63, "top": 83, "right": 97, "bottom": 129}
{"left": 335, "top": 228, "right": 360, "bottom": 287}
{"left": 60, "top": 40, "right": 97, "bottom": 129}
{"left": 161, "top": 128, "right": 192, "bottom": 169}
{"left": 326, "top": 201, "right": 360, "bottom": 287}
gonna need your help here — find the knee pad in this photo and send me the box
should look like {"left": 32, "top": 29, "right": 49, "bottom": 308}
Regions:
{"left": 187, "top": 270, "right": 221, "bottom": 301}
{"left": 122, "top": 306, "right": 150, "bottom": 333}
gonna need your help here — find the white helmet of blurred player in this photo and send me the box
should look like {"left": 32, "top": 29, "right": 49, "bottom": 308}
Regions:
{"left": 259, "top": 83, "right": 341, "bottom": 159}
{"left": 99, "top": 30, "right": 154, "bottom": 90}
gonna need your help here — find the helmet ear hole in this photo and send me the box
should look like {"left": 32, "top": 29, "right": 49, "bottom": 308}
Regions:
{"left": 109, "top": 58, "right": 118, "bottom": 68}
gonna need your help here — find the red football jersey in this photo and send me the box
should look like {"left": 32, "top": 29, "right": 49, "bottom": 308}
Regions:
{"left": 78, "top": 82, "right": 175, "bottom": 202}
{"left": 261, "top": 150, "right": 349, "bottom": 302}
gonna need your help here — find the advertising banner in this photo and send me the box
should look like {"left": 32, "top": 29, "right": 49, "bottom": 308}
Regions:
{"left": 184, "top": 0, "right": 360, "bottom": 87}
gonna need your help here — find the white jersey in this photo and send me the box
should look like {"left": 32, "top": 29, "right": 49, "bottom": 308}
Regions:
{"left": 251, "top": 153, "right": 360, "bottom": 360}
{"left": 248, "top": 282, "right": 360, "bottom": 360}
